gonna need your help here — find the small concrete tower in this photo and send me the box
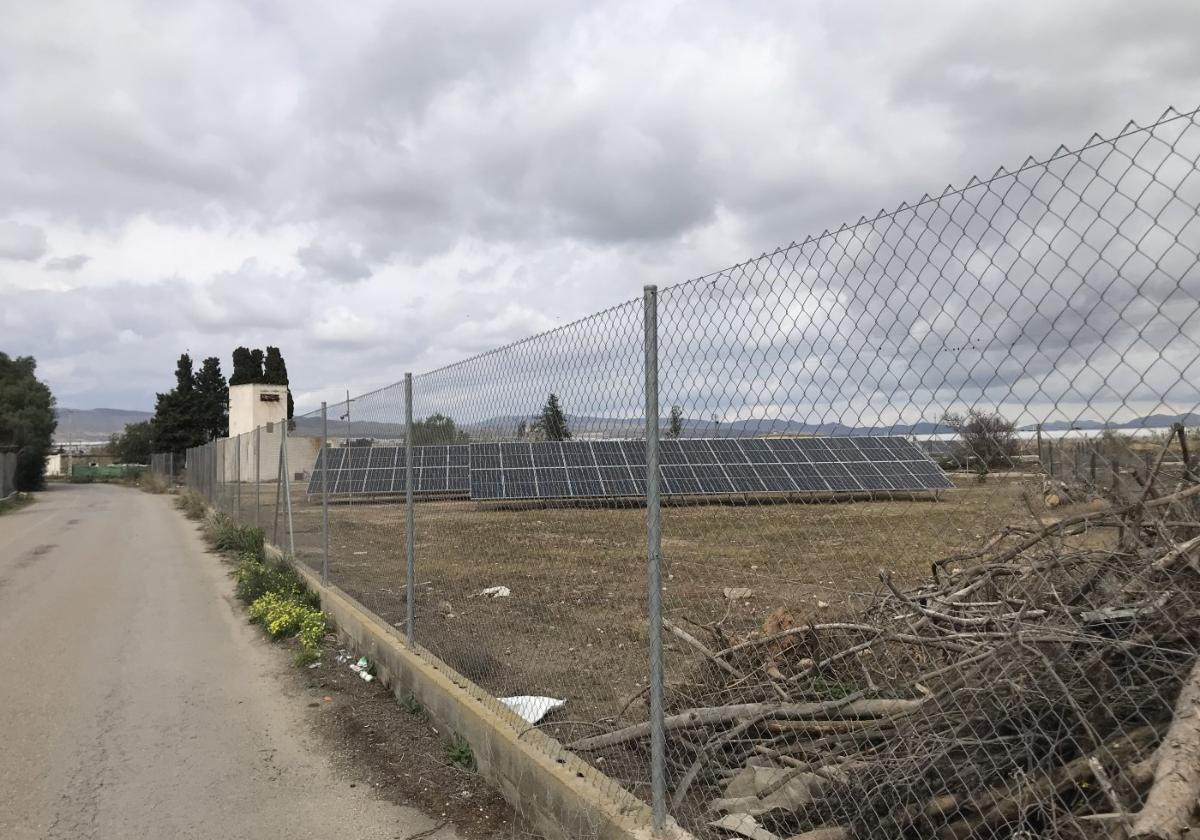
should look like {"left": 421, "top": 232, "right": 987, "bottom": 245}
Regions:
{"left": 228, "top": 383, "right": 288, "bottom": 439}
{"left": 226, "top": 383, "right": 290, "bottom": 484}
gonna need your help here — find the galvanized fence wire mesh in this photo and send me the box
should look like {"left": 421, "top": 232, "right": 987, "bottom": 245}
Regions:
{"left": 169, "top": 105, "right": 1200, "bottom": 840}
{"left": 643, "top": 107, "right": 1200, "bottom": 840}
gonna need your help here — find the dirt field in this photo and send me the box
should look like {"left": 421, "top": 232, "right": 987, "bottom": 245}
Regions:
{"left": 219, "top": 471, "right": 1115, "bottom": 814}
{"left": 278, "top": 480, "right": 1064, "bottom": 711}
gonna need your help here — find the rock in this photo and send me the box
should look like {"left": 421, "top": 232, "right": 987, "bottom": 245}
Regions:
{"left": 724, "top": 587, "right": 753, "bottom": 600}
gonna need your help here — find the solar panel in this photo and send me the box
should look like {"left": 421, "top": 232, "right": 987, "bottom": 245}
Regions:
{"left": 306, "top": 445, "right": 470, "bottom": 496}
{"left": 466, "top": 437, "right": 951, "bottom": 501}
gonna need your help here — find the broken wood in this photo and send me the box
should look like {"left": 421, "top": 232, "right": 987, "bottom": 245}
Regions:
{"left": 568, "top": 696, "right": 927, "bottom": 751}
{"left": 1131, "top": 658, "right": 1200, "bottom": 840}
{"left": 665, "top": 618, "right": 743, "bottom": 678}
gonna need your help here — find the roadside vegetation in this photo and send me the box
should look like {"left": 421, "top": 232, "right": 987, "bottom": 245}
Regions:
{"left": 0, "top": 352, "right": 57, "bottom": 491}
{"left": 176, "top": 489, "right": 208, "bottom": 520}
{"left": 0, "top": 492, "right": 33, "bottom": 515}
{"left": 201, "top": 512, "right": 328, "bottom": 666}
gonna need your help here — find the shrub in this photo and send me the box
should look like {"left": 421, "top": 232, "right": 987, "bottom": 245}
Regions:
{"left": 942, "top": 409, "right": 1019, "bottom": 469}
{"left": 239, "top": 558, "right": 317, "bottom": 605}
{"left": 234, "top": 554, "right": 275, "bottom": 604}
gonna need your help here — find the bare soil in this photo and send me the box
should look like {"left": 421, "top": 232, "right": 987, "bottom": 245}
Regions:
{"left": 252, "top": 477, "right": 1116, "bottom": 797}
{"left": 290, "top": 638, "right": 534, "bottom": 840}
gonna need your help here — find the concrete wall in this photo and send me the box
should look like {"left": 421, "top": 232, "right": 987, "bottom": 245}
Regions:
{"left": 220, "top": 426, "right": 319, "bottom": 486}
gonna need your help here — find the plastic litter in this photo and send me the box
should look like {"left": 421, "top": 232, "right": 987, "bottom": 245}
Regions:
{"left": 499, "top": 695, "right": 565, "bottom": 724}
{"left": 349, "top": 656, "right": 374, "bottom": 682}
{"left": 479, "top": 585, "right": 511, "bottom": 598}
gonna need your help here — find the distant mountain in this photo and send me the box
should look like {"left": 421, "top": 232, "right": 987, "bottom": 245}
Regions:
{"left": 288, "top": 409, "right": 1198, "bottom": 444}
{"left": 1019, "top": 413, "right": 1200, "bottom": 433}
{"left": 55, "top": 407, "right": 153, "bottom": 442}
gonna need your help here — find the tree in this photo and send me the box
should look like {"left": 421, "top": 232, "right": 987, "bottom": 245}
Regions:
{"left": 110, "top": 420, "right": 154, "bottom": 464}
{"left": 668, "top": 405, "right": 685, "bottom": 438}
{"left": 0, "top": 353, "right": 57, "bottom": 490}
{"left": 152, "top": 353, "right": 205, "bottom": 458}
{"left": 263, "top": 346, "right": 294, "bottom": 420}
{"left": 248, "top": 349, "right": 265, "bottom": 383}
{"left": 194, "top": 356, "right": 228, "bottom": 440}
{"left": 263, "top": 346, "right": 287, "bottom": 384}
{"left": 411, "top": 413, "right": 469, "bottom": 445}
{"left": 229, "top": 346, "right": 259, "bottom": 385}
{"left": 942, "top": 409, "right": 1018, "bottom": 470}
{"left": 534, "top": 393, "right": 571, "bottom": 441}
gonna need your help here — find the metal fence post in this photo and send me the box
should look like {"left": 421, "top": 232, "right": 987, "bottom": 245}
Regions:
{"left": 235, "top": 433, "right": 242, "bottom": 522}
{"left": 321, "top": 403, "right": 330, "bottom": 583}
{"left": 255, "top": 425, "right": 261, "bottom": 529}
{"left": 273, "top": 427, "right": 284, "bottom": 545}
{"left": 405, "top": 373, "right": 415, "bottom": 646}
{"left": 643, "top": 284, "right": 666, "bottom": 831}
{"left": 281, "top": 421, "right": 295, "bottom": 558}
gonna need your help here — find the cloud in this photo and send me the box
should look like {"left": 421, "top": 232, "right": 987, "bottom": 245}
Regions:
{"left": 0, "top": 0, "right": 1198, "bottom": 419}
{"left": 44, "top": 253, "right": 90, "bottom": 272}
{"left": 296, "top": 239, "right": 371, "bottom": 283}
{"left": 0, "top": 220, "right": 48, "bottom": 260}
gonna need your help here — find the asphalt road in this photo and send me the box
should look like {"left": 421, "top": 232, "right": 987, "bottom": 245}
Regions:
{"left": 0, "top": 483, "right": 458, "bottom": 840}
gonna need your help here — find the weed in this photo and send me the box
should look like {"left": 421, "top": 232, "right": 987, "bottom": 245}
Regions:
{"left": 293, "top": 647, "right": 321, "bottom": 667}
{"left": 973, "top": 462, "right": 990, "bottom": 484}
{"left": 399, "top": 692, "right": 424, "bottom": 715}
{"left": 213, "top": 522, "right": 264, "bottom": 558}
{"left": 247, "top": 591, "right": 328, "bottom": 662}
{"left": 0, "top": 493, "right": 33, "bottom": 515}
{"left": 446, "top": 735, "right": 475, "bottom": 771}
{"left": 177, "top": 491, "right": 208, "bottom": 520}
{"left": 141, "top": 473, "right": 169, "bottom": 494}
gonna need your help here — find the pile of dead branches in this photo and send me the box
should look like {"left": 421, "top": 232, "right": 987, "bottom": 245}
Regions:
{"left": 572, "top": 426, "right": 1200, "bottom": 840}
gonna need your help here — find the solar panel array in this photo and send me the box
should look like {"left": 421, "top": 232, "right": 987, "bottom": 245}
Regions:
{"left": 307, "top": 437, "right": 951, "bottom": 501}
{"left": 468, "top": 437, "right": 951, "bottom": 501}
{"left": 307, "top": 445, "right": 469, "bottom": 496}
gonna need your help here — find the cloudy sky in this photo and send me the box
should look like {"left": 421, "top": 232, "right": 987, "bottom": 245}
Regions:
{"left": 2, "top": 0, "right": 1199, "bottom": 415}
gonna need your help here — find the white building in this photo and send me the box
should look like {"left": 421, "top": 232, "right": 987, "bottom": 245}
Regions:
{"left": 223, "top": 383, "right": 318, "bottom": 481}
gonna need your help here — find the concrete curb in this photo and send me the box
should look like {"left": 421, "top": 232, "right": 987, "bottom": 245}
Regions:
{"left": 288, "top": 560, "right": 695, "bottom": 840}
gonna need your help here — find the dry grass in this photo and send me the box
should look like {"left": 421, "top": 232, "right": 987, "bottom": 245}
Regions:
{"left": 227, "top": 474, "right": 1115, "bottom": 809}
{"left": 278, "top": 478, "right": 1082, "bottom": 720}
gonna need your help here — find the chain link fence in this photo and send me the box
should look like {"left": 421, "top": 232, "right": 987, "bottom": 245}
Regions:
{"left": 171, "top": 106, "right": 1200, "bottom": 840}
